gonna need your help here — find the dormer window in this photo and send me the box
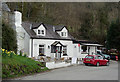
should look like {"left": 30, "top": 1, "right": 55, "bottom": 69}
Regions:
{"left": 32, "top": 23, "right": 46, "bottom": 36}
{"left": 38, "top": 30, "right": 44, "bottom": 35}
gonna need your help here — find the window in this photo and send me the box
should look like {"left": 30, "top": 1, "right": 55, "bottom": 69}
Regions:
{"left": 42, "top": 30, "right": 44, "bottom": 34}
{"left": 95, "top": 56, "right": 103, "bottom": 59}
{"left": 63, "top": 46, "right": 67, "bottom": 55}
{"left": 64, "top": 32, "right": 66, "bottom": 36}
{"left": 39, "top": 45, "right": 44, "bottom": 55}
{"left": 74, "top": 46, "right": 76, "bottom": 48}
{"left": 38, "top": 30, "right": 44, "bottom": 35}
{"left": 38, "top": 30, "right": 40, "bottom": 34}
{"left": 85, "top": 56, "right": 94, "bottom": 59}
{"left": 81, "top": 45, "right": 87, "bottom": 52}
{"left": 95, "top": 56, "right": 98, "bottom": 59}
{"left": 51, "top": 45, "right": 56, "bottom": 53}
{"left": 98, "top": 56, "right": 103, "bottom": 59}
{"left": 61, "top": 32, "right": 67, "bottom": 37}
{"left": 61, "top": 32, "right": 64, "bottom": 36}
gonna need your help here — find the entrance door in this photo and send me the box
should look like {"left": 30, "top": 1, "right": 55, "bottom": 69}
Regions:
{"left": 56, "top": 46, "right": 62, "bottom": 59}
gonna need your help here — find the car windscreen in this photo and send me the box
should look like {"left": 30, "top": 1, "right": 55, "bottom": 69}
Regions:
{"left": 85, "top": 56, "right": 94, "bottom": 59}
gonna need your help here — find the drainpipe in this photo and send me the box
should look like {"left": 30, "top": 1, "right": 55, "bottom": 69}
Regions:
{"left": 31, "top": 39, "right": 33, "bottom": 57}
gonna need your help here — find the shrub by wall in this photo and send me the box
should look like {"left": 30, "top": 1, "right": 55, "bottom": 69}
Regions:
{"left": 2, "top": 22, "right": 17, "bottom": 53}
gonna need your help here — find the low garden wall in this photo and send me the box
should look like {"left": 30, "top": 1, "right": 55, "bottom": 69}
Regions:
{"left": 46, "top": 62, "right": 71, "bottom": 69}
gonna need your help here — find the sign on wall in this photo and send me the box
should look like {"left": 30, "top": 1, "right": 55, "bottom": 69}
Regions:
{"left": 71, "top": 57, "right": 77, "bottom": 64}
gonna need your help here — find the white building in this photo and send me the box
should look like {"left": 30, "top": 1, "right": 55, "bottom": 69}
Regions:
{"left": 14, "top": 11, "right": 102, "bottom": 59}
{"left": 73, "top": 40, "right": 103, "bottom": 59}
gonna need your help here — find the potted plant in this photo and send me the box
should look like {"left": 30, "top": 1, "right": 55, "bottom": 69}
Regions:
{"left": 38, "top": 53, "right": 46, "bottom": 59}
{"left": 46, "top": 56, "right": 51, "bottom": 62}
{"left": 39, "top": 53, "right": 45, "bottom": 56}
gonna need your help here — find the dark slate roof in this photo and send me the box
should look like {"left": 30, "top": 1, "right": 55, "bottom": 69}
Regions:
{"left": 2, "top": 3, "right": 11, "bottom": 12}
{"left": 22, "top": 22, "right": 75, "bottom": 40}
{"left": 54, "top": 25, "right": 65, "bottom": 31}
{"left": 32, "top": 22, "right": 66, "bottom": 31}
{"left": 32, "top": 22, "right": 44, "bottom": 29}
{"left": 73, "top": 39, "right": 99, "bottom": 44}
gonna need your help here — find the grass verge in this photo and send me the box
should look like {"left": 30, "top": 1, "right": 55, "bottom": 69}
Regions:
{"left": 2, "top": 55, "right": 49, "bottom": 79}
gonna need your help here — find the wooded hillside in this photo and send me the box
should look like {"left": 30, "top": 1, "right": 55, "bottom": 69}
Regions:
{"left": 7, "top": 2, "right": 119, "bottom": 45}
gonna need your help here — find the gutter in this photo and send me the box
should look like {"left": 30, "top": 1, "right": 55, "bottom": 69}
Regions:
{"left": 31, "top": 37, "right": 73, "bottom": 41}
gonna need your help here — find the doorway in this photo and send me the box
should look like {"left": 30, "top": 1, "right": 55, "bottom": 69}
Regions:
{"left": 56, "top": 46, "right": 62, "bottom": 59}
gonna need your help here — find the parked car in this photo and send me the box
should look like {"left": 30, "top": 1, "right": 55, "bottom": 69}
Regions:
{"left": 83, "top": 55, "right": 109, "bottom": 66}
{"left": 97, "top": 51, "right": 110, "bottom": 61}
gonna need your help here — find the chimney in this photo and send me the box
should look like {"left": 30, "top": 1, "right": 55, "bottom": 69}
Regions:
{"left": 30, "top": 24, "right": 32, "bottom": 29}
{"left": 14, "top": 11, "right": 22, "bottom": 26}
{"left": 53, "top": 26, "right": 55, "bottom": 32}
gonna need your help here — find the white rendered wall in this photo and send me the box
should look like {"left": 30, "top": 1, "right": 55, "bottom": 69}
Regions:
{"left": 24, "top": 31, "right": 30, "bottom": 56}
{"left": 14, "top": 11, "right": 22, "bottom": 26}
{"left": 32, "top": 39, "right": 74, "bottom": 58}
{"left": 14, "top": 11, "right": 30, "bottom": 56}
{"left": 61, "top": 27, "right": 68, "bottom": 37}
{"left": 73, "top": 44, "right": 81, "bottom": 57}
{"left": 16, "top": 24, "right": 30, "bottom": 55}
{"left": 89, "top": 46, "right": 96, "bottom": 55}
{"left": 57, "top": 31, "right": 61, "bottom": 36}
{"left": 33, "top": 29, "right": 37, "bottom": 34}
{"left": 14, "top": 11, "right": 24, "bottom": 54}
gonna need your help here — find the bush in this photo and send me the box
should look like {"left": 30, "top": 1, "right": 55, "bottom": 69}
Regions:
{"left": 2, "top": 22, "right": 17, "bottom": 53}
{"left": 23, "top": 53, "right": 27, "bottom": 57}
{"left": 19, "top": 51, "right": 22, "bottom": 56}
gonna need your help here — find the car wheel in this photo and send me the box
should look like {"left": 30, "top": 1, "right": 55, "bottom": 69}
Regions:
{"left": 96, "top": 62, "right": 99, "bottom": 67}
{"left": 106, "top": 62, "right": 109, "bottom": 66}
{"left": 85, "top": 63, "right": 88, "bottom": 66}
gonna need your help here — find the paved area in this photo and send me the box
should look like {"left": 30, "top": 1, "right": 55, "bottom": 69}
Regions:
{"left": 13, "top": 60, "right": 118, "bottom": 80}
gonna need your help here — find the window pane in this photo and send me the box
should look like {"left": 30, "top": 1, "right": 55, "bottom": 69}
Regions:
{"left": 85, "top": 56, "right": 93, "bottom": 59}
{"left": 38, "top": 30, "right": 40, "bottom": 34}
{"left": 42, "top": 30, "right": 44, "bottom": 34}
{"left": 63, "top": 46, "right": 67, "bottom": 54}
{"left": 39, "top": 45, "right": 44, "bottom": 55}
{"left": 82, "top": 45, "right": 87, "bottom": 52}
{"left": 64, "top": 32, "right": 66, "bottom": 36}
{"left": 61, "top": 32, "right": 64, "bottom": 36}
{"left": 39, "top": 48, "right": 44, "bottom": 54}
{"left": 95, "top": 56, "right": 98, "bottom": 59}
{"left": 51, "top": 45, "right": 56, "bottom": 53}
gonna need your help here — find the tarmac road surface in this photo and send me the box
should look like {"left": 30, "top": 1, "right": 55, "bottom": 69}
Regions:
{"left": 13, "top": 60, "right": 118, "bottom": 80}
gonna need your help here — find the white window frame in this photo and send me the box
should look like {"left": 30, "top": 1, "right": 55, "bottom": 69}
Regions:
{"left": 38, "top": 30, "right": 44, "bottom": 35}
{"left": 63, "top": 45, "right": 67, "bottom": 55}
{"left": 39, "top": 44, "right": 45, "bottom": 55}
{"left": 61, "top": 32, "right": 67, "bottom": 37}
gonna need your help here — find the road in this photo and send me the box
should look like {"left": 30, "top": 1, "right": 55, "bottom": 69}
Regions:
{"left": 14, "top": 60, "right": 118, "bottom": 80}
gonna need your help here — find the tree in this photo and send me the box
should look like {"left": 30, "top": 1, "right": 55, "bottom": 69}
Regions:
{"left": 2, "top": 22, "right": 17, "bottom": 53}
{"left": 106, "top": 19, "right": 120, "bottom": 50}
